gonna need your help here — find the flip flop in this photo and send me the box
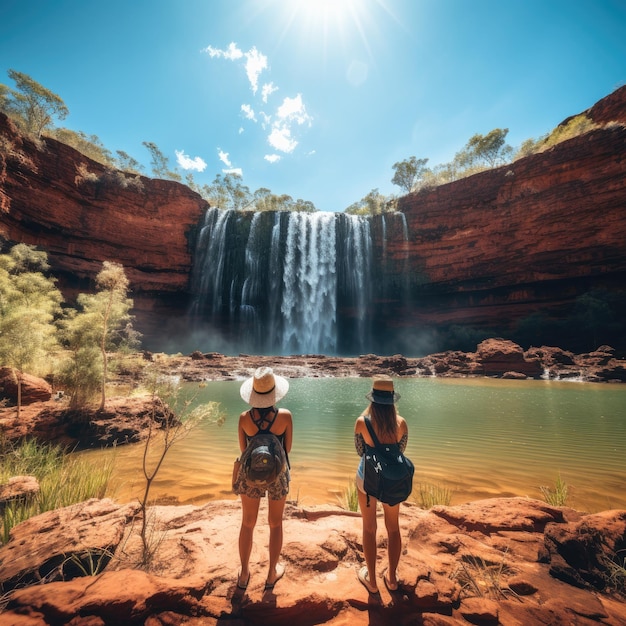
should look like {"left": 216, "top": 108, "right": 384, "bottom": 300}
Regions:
{"left": 357, "top": 566, "right": 378, "bottom": 594}
{"left": 237, "top": 571, "right": 250, "bottom": 590}
{"left": 264, "top": 563, "right": 285, "bottom": 591}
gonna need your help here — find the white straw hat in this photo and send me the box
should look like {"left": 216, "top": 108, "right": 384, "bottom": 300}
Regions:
{"left": 240, "top": 367, "right": 289, "bottom": 408}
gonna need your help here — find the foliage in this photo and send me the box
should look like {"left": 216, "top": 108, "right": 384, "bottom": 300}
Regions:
{"left": 49, "top": 127, "right": 113, "bottom": 165}
{"left": 602, "top": 550, "right": 626, "bottom": 596}
{"left": 57, "top": 309, "right": 104, "bottom": 409}
{"left": 344, "top": 188, "right": 396, "bottom": 215}
{"left": 252, "top": 187, "right": 316, "bottom": 212}
{"left": 336, "top": 479, "right": 359, "bottom": 511}
{"left": 0, "top": 438, "right": 113, "bottom": 542}
{"left": 539, "top": 474, "right": 569, "bottom": 506}
{"left": 452, "top": 551, "right": 518, "bottom": 600}
{"left": 92, "top": 262, "right": 133, "bottom": 410}
{"left": 114, "top": 150, "right": 144, "bottom": 175}
{"left": 0, "top": 69, "right": 68, "bottom": 138}
{"left": 391, "top": 156, "right": 429, "bottom": 193}
{"left": 416, "top": 482, "right": 453, "bottom": 509}
{"left": 137, "top": 375, "right": 225, "bottom": 568}
{"left": 0, "top": 244, "right": 63, "bottom": 418}
{"left": 202, "top": 172, "right": 251, "bottom": 211}
{"left": 454, "top": 128, "right": 513, "bottom": 170}
{"left": 142, "top": 141, "right": 181, "bottom": 182}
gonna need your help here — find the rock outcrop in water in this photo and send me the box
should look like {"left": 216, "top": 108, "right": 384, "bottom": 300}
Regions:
{"left": 1, "top": 87, "right": 625, "bottom": 353}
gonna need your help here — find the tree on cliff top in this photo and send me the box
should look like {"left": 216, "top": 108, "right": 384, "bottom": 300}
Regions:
{"left": 345, "top": 188, "right": 397, "bottom": 215}
{"left": 454, "top": 128, "right": 513, "bottom": 169}
{"left": 0, "top": 244, "right": 63, "bottom": 418}
{"left": 391, "top": 156, "right": 429, "bottom": 193}
{"left": 0, "top": 69, "right": 69, "bottom": 138}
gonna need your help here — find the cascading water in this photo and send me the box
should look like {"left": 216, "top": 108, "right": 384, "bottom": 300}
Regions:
{"left": 190, "top": 207, "right": 404, "bottom": 355}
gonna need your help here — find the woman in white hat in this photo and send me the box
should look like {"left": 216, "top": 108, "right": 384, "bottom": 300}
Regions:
{"left": 233, "top": 366, "right": 292, "bottom": 592}
{"left": 354, "top": 375, "right": 408, "bottom": 595}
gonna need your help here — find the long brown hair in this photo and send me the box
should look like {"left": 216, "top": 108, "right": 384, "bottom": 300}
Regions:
{"left": 368, "top": 402, "right": 397, "bottom": 440}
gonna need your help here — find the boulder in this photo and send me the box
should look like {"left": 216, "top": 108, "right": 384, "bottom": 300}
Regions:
{"left": 0, "top": 367, "right": 52, "bottom": 405}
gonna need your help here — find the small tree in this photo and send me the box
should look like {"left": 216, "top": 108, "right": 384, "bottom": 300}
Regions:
{"left": 138, "top": 374, "right": 225, "bottom": 568}
{"left": 202, "top": 172, "right": 251, "bottom": 211}
{"left": 142, "top": 141, "right": 181, "bottom": 182}
{"left": 1, "top": 69, "right": 69, "bottom": 138}
{"left": 57, "top": 307, "right": 103, "bottom": 410}
{"left": 455, "top": 128, "right": 513, "bottom": 170}
{"left": 0, "top": 244, "right": 63, "bottom": 418}
{"left": 391, "top": 156, "right": 430, "bottom": 193}
{"left": 73, "top": 262, "right": 133, "bottom": 411}
{"left": 344, "top": 188, "right": 395, "bottom": 215}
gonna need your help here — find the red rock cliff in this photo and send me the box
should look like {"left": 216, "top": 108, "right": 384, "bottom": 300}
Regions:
{"left": 0, "top": 114, "right": 207, "bottom": 335}
{"left": 1, "top": 86, "right": 625, "bottom": 351}
{"left": 390, "top": 86, "right": 626, "bottom": 348}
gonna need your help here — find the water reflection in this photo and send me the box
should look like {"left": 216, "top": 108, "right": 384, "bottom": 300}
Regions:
{"left": 82, "top": 377, "right": 626, "bottom": 513}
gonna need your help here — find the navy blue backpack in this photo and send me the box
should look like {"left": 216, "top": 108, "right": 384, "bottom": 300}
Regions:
{"left": 363, "top": 417, "right": 414, "bottom": 506}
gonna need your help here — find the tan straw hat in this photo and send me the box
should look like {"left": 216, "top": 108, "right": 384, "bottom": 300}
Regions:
{"left": 366, "top": 374, "right": 400, "bottom": 405}
{"left": 240, "top": 367, "right": 289, "bottom": 408}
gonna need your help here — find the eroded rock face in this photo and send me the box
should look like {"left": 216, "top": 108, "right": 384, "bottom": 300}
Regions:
{"left": 0, "top": 112, "right": 207, "bottom": 339}
{"left": 0, "top": 497, "right": 625, "bottom": 625}
{"left": 1, "top": 87, "right": 625, "bottom": 351}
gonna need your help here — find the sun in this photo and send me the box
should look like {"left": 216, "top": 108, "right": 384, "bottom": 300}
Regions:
{"left": 275, "top": 0, "right": 371, "bottom": 56}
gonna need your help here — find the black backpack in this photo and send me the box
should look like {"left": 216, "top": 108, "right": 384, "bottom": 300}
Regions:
{"left": 240, "top": 410, "right": 288, "bottom": 487}
{"left": 363, "top": 417, "right": 414, "bottom": 506}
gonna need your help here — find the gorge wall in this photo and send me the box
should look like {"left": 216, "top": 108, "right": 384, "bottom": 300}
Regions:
{"left": 0, "top": 86, "right": 625, "bottom": 354}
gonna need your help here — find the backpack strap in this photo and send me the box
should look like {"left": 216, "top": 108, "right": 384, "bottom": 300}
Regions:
{"left": 250, "top": 408, "right": 278, "bottom": 434}
{"left": 364, "top": 417, "right": 381, "bottom": 448}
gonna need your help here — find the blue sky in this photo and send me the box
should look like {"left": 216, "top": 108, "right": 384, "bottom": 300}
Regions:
{"left": 1, "top": 0, "right": 624, "bottom": 212}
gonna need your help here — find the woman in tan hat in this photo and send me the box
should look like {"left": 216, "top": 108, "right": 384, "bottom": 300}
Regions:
{"left": 354, "top": 375, "right": 408, "bottom": 595}
{"left": 233, "top": 366, "right": 292, "bottom": 591}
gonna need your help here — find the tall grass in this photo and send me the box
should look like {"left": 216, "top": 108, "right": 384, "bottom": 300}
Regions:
{"left": 417, "top": 482, "right": 453, "bottom": 509}
{"left": 337, "top": 479, "right": 359, "bottom": 512}
{"left": 1, "top": 439, "right": 113, "bottom": 543}
{"left": 539, "top": 474, "right": 569, "bottom": 506}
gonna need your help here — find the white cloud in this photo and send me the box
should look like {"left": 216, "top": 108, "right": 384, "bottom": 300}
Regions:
{"left": 244, "top": 47, "right": 267, "bottom": 94}
{"left": 222, "top": 167, "right": 243, "bottom": 176}
{"left": 175, "top": 150, "right": 207, "bottom": 172}
{"left": 204, "top": 43, "right": 267, "bottom": 94}
{"left": 268, "top": 126, "right": 297, "bottom": 153}
{"left": 241, "top": 104, "right": 256, "bottom": 121}
{"left": 276, "top": 94, "right": 312, "bottom": 126}
{"left": 261, "top": 82, "right": 278, "bottom": 103}
{"left": 265, "top": 94, "right": 312, "bottom": 154}
{"left": 204, "top": 42, "right": 243, "bottom": 61}
{"left": 218, "top": 149, "right": 232, "bottom": 167}
{"left": 205, "top": 42, "right": 314, "bottom": 160}
{"left": 260, "top": 112, "right": 271, "bottom": 129}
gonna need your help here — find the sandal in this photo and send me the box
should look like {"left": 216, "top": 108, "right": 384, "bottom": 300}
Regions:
{"left": 264, "top": 563, "right": 285, "bottom": 591}
{"left": 357, "top": 566, "right": 378, "bottom": 594}
{"left": 237, "top": 571, "right": 250, "bottom": 590}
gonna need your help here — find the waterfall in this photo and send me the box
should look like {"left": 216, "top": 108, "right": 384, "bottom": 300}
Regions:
{"left": 190, "top": 207, "right": 399, "bottom": 355}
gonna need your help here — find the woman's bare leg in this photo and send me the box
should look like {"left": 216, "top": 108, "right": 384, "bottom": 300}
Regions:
{"left": 382, "top": 502, "right": 401, "bottom": 586}
{"left": 238, "top": 494, "right": 260, "bottom": 585}
{"left": 266, "top": 497, "right": 286, "bottom": 584}
{"left": 357, "top": 489, "right": 379, "bottom": 591}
